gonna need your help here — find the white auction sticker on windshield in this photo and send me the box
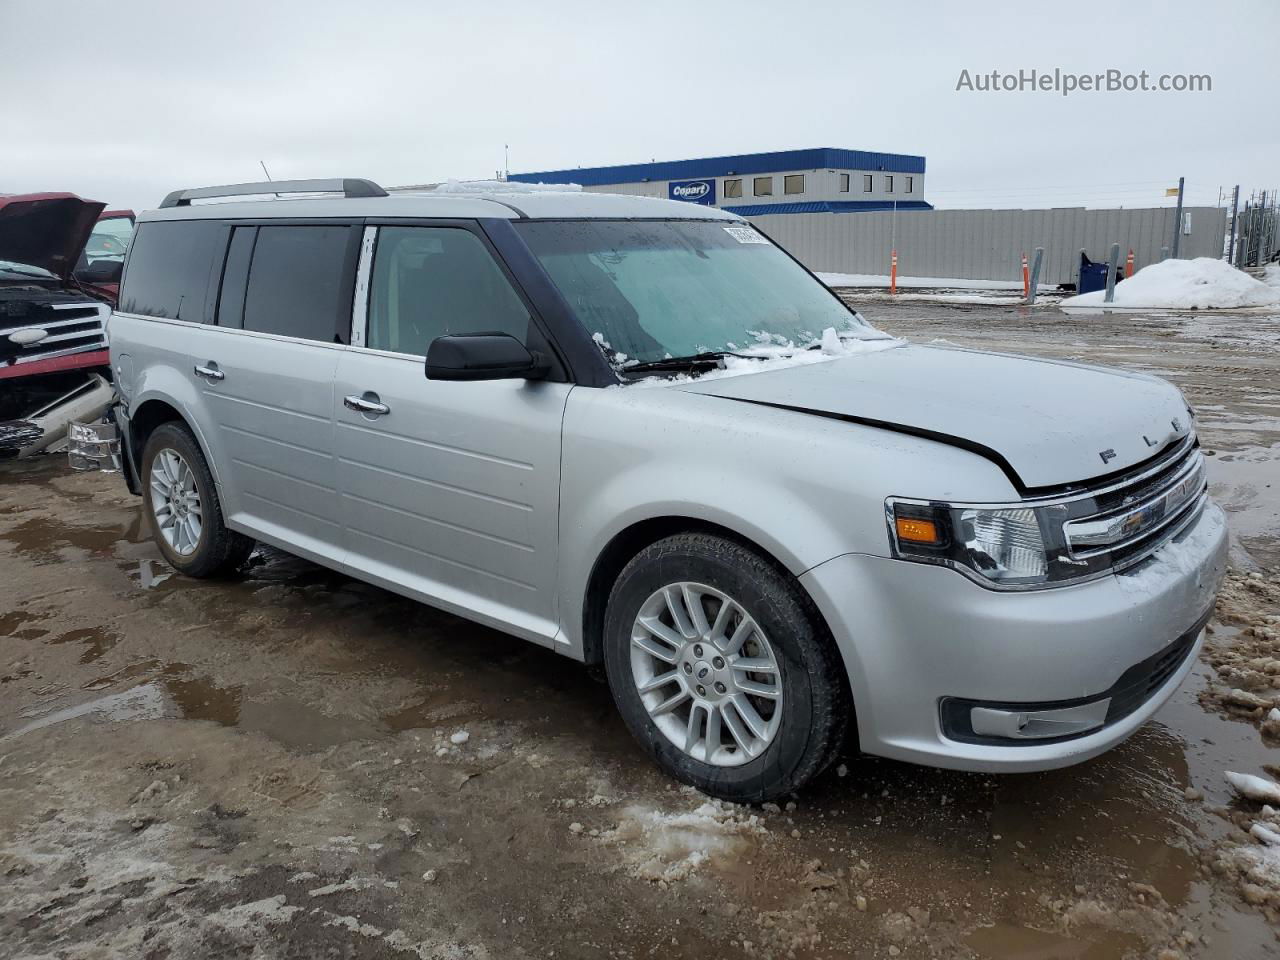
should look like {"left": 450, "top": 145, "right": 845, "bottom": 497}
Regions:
{"left": 723, "top": 225, "right": 769, "bottom": 244}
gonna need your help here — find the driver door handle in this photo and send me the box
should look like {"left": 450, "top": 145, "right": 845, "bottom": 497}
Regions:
{"left": 194, "top": 363, "right": 224, "bottom": 381}
{"left": 344, "top": 394, "right": 390, "bottom": 416}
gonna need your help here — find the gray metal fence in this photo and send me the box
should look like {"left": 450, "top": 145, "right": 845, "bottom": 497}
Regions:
{"left": 745, "top": 206, "right": 1228, "bottom": 286}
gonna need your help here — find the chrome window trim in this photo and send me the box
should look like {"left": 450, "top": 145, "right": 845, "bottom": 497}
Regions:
{"left": 351, "top": 225, "right": 377, "bottom": 347}
{"left": 113, "top": 310, "right": 351, "bottom": 351}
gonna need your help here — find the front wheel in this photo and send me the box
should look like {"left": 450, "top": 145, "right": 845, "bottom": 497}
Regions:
{"left": 141, "top": 422, "right": 253, "bottom": 577}
{"left": 603, "top": 533, "right": 849, "bottom": 802}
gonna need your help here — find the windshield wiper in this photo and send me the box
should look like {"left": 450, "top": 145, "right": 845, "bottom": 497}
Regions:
{"left": 621, "top": 351, "right": 745, "bottom": 375}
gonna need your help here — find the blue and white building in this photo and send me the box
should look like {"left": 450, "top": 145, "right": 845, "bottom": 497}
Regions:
{"left": 507, "top": 147, "right": 931, "bottom": 216}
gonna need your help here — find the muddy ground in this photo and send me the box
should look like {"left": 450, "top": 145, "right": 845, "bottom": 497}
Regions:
{"left": 3, "top": 299, "right": 1280, "bottom": 959}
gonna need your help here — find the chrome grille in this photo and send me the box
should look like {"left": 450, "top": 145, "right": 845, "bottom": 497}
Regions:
{"left": 0, "top": 302, "right": 110, "bottom": 370}
{"left": 1061, "top": 438, "right": 1207, "bottom": 571}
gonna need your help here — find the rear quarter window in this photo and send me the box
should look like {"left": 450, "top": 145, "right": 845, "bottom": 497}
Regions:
{"left": 119, "top": 220, "right": 224, "bottom": 321}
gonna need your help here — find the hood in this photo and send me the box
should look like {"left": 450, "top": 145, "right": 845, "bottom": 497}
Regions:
{"left": 676, "top": 343, "right": 1192, "bottom": 491}
{"left": 0, "top": 193, "right": 107, "bottom": 282}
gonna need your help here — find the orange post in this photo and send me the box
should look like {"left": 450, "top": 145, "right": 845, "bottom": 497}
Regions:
{"left": 890, "top": 250, "right": 898, "bottom": 295}
{"left": 1126, "top": 248, "right": 1135, "bottom": 279}
{"left": 1021, "top": 252, "right": 1030, "bottom": 298}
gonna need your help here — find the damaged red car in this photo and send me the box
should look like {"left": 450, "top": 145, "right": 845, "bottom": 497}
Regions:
{"left": 0, "top": 193, "right": 133, "bottom": 453}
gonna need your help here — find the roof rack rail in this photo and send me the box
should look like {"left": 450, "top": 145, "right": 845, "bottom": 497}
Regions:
{"left": 158, "top": 178, "right": 388, "bottom": 209}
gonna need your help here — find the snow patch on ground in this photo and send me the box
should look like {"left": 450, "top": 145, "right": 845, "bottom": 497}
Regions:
{"left": 598, "top": 794, "right": 766, "bottom": 883}
{"left": 1061, "top": 258, "right": 1280, "bottom": 310}
{"left": 1226, "top": 771, "right": 1280, "bottom": 805}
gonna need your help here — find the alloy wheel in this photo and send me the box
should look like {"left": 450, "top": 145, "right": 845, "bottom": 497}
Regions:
{"left": 630, "top": 581, "right": 783, "bottom": 766}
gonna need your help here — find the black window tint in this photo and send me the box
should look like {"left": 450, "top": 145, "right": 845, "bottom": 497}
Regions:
{"left": 366, "top": 227, "right": 530, "bottom": 356}
{"left": 216, "top": 226, "right": 256, "bottom": 329}
{"left": 242, "top": 225, "right": 356, "bottom": 343}
{"left": 119, "top": 220, "right": 223, "bottom": 321}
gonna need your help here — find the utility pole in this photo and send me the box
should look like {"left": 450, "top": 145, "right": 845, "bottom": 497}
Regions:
{"left": 1170, "top": 176, "right": 1185, "bottom": 259}
{"left": 1227, "top": 185, "right": 1240, "bottom": 264}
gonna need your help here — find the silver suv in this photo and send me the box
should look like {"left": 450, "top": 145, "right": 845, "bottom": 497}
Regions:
{"left": 106, "top": 178, "right": 1227, "bottom": 801}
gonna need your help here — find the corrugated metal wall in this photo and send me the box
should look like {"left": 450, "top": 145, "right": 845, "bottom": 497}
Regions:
{"left": 745, "top": 206, "right": 1228, "bottom": 285}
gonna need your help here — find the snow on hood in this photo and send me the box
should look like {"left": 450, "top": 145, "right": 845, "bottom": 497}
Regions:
{"left": 1061, "top": 257, "right": 1280, "bottom": 310}
{"left": 0, "top": 193, "right": 106, "bottom": 282}
{"left": 674, "top": 342, "right": 1194, "bottom": 490}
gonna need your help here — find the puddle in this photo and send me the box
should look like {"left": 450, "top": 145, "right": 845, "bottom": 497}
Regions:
{"left": 2, "top": 684, "right": 171, "bottom": 740}
{"left": 8, "top": 669, "right": 389, "bottom": 751}
{"left": 0, "top": 513, "right": 145, "bottom": 563}
{"left": 0, "top": 610, "right": 48, "bottom": 637}
{"left": 137, "top": 559, "right": 172, "bottom": 589}
{"left": 49, "top": 626, "right": 120, "bottom": 663}
{"left": 164, "top": 674, "right": 387, "bottom": 749}
{"left": 1207, "top": 445, "right": 1280, "bottom": 541}
{"left": 965, "top": 921, "right": 1139, "bottom": 959}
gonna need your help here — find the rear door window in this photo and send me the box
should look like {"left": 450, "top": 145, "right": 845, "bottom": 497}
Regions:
{"left": 366, "top": 226, "right": 531, "bottom": 356}
{"left": 119, "top": 220, "right": 224, "bottom": 321}
{"left": 241, "top": 225, "right": 358, "bottom": 343}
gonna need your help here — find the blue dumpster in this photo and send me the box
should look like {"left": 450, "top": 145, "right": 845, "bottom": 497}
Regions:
{"left": 1078, "top": 254, "right": 1110, "bottom": 295}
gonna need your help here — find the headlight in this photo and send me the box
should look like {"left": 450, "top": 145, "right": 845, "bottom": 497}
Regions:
{"left": 887, "top": 499, "right": 1099, "bottom": 590}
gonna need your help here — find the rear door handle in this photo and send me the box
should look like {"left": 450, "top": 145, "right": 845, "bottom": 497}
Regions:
{"left": 344, "top": 394, "right": 390, "bottom": 416}
{"left": 194, "top": 363, "right": 224, "bottom": 381}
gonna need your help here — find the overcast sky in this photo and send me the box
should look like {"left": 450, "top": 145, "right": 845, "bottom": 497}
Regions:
{"left": 3, "top": 0, "right": 1274, "bottom": 213}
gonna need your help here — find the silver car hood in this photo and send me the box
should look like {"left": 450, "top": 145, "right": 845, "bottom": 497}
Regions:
{"left": 675, "top": 343, "right": 1192, "bottom": 491}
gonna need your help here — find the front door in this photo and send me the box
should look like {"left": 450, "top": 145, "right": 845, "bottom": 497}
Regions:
{"left": 334, "top": 224, "right": 570, "bottom": 644}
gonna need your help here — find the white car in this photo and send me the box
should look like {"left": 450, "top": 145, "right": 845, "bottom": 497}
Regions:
{"left": 101, "top": 178, "right": 1227, "bottom": 801}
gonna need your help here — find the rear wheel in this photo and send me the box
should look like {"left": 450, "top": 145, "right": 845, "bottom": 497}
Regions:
{"left": 603, "top": 533, "right": 848, "bottom": 802}
{"left": 141, "top": 422, "right": 253, "bottom": 577}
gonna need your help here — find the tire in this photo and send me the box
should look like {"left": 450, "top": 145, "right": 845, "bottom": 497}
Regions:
{"left": 141, "top": 422, "right": 253, "bottom": 578}
{"left": 603, "top": 533, "right": 849, "bottom": 803}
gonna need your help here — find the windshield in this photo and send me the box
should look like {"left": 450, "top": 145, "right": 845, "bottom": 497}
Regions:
{"left": 515, "top": 219, "right": 880, "bottom": 366}
{"left": 0, "top": 260, "right": 56, "bottom": 280}
{"left": 84, "top": 216, "right": 134, "bottom": 263}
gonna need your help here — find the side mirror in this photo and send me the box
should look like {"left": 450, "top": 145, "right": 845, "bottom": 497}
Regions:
{"left": 74, "top": 259, "right": 124, "bottom": 284}
{"left": 425, "top": 333, "right": 549, "bottom": 382}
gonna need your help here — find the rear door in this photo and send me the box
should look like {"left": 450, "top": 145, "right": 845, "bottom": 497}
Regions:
{"left": 333, "top": 223, "right": 571, "bottom": 644}
{"left": 203, "top": 222, "right": 360, "bottom": 564}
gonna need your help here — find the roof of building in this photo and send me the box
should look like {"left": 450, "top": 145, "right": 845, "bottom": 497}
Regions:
{"left": 726, "top": 199, "right": 934, "bottom": 216}
{"left": 140, "top": 189, "right": 744, "bottom": 223}
{"left": 508, "top": 148, "right": 926, "bottom": 187}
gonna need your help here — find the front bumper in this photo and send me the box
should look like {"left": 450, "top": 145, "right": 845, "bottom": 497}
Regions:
{"left": 800, "top": 500, "right": 1228, "bottom": 772}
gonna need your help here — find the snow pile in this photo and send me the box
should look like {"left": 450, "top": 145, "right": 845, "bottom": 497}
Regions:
{"left": 428, "top": 178, "right": 582, "bottom": 195}
{"left": 599, "top": 795, "right": 766, "bottom": 883}
{"left": 1061, "top": 257, "right": 1280, "bottom": 310}
{"left": 1264, "top": 263, "right": 1280, "bottom": 291}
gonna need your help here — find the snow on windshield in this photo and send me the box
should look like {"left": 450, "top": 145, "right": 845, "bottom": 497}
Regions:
{"left": 518, "top": 219, "right": 882, "bottom": 366}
